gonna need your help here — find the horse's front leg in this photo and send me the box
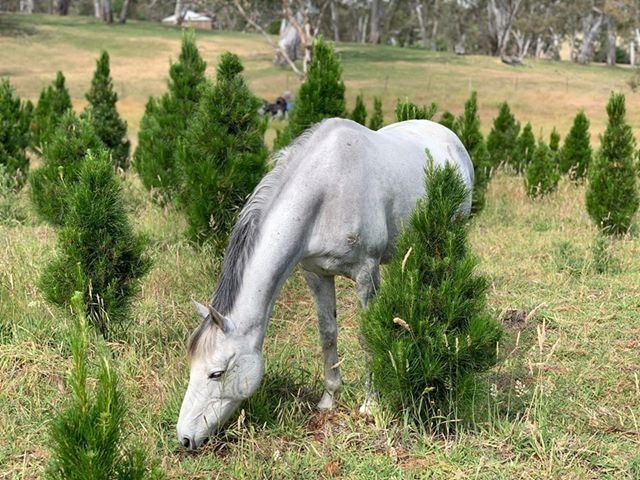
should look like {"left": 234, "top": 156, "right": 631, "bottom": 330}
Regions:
{"left": 302, "top": 270, "right": 342, "bottom": 410}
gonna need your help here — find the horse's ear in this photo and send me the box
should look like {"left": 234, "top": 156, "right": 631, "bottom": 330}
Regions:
{"left": 192, "top": 299, "right": 211, "bottom": 322}
{"left": 209, "top": 306, "right": 235, "bottom": 334}
{"left": 191, "top": 299, "right": 235, "bottom": 333}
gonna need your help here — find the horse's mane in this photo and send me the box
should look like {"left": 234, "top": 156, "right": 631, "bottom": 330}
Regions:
{"left": 188, "top": 123, "right": 323, "bottom": 356}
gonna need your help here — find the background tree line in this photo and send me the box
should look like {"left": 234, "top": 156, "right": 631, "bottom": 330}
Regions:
{"left": 7, "top": 0, "right": 640, "bottom": 64}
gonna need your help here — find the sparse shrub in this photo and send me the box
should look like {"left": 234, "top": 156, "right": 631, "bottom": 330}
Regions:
{"left": 274, "top": 36, "right": 346, "bottom": 149}
{"left": 591, "top": 235, "right": 620, "bottom": 274}
{"left": 525, "top": 140, "right": 560, "bottom": 198}
{"left": 627, "top": 68, "right": 640, "bottom": 92}
{"left": 512, "top": 122, "right": 535, "bottom": 174}
{"left": 29, "top": 111, "right": 105, "bottom": 226}
{"left": 0, "top": 164, "right": 25, "bottom": 225}
{"left": 360, "top": 158, "right": 502, "bottom": 428}
{"left": 559, "top": 111, "right": 591, "bottom": 182}
{"left": 134, "top": 31, "right": 206, "bottom": 204}
{"left": 457, "top": 91, "right": 491, "bottom": 215}
{"left": 40, "top": 150, "right": 151, "bottom": 338}
{"left": 82, "top": 51, "right": 130, "bottom": 170}
{"left": 486, "top": 102, "right": 520, "bottom": 170}
{"left": 439, "top": 110, "right": 456, "bottom": 131}
{"left": 550, "top": 240, "right": 585, "bottom": 276}
{"left": 368, "top": 96, "right": 384, "bottom": 130}
{"left": 350, "top": 93, "right": 367, "bottom": 125}
{"left": 395, "top": 98, "right": 437, "bottom": 121}
{"left": 586, "top": 93, "right": 638, "bottom": 236}
{"left": 0, "top": 78, "right": 32, "bottom": 189}
{"left": 177, "top": 52, "right": 268, "bottom": 248}
{"left": 32, "top": 71, "right": 72, "bottom": 151}
{"left": 46, "top": 292, "right": 163, "bottom": 480}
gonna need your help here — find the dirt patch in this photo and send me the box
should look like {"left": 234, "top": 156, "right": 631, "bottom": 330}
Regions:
{"left": 500, "top": 308, "right": 530, "bottom": 329}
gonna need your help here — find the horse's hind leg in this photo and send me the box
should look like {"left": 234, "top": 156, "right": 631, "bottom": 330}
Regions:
{"left": 355, "top": 259, "right": 380, "bottom": 415}
{"left": 302, "top": 270, "right": 342, "bottom": 410}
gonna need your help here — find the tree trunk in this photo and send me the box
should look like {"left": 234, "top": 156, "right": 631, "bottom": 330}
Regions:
{"left": 174, "top": 0, "right": 184, "bottom": 25}
{"left": 330, "top": 0, "right": 340, "bottom": 42}
{"left": 577, "top": 10, "right": 603, "bottom": 65}
{"left": 119, "top": 0, "right": 130, "bottom": 23}
{"left": 57, "top": 0, "right": 70, "bottom": 15}
{"left": 94, "top": 0, "right": 101, "bottom": 18}
{"left": 369, "top": 0, "right": 381, "bottom": 44}
{"left": 20, "top": 0, "right": 34, "bottom": 13}
{"left": 415, "top": 2, "right": 428, "bottom": 48}
{"left": 605, "top": 16, "right": 616, "bottom": 66}
{"left": 487, "top": 0, "right": 523, "bottom": 56}
{"left": 103, "top": 0, "right": 113, "bottom": 23}
{"left": 274, "top": 17, "right": 300, "bottom": 66}
{"left": 631, "top": 40, "right": 636, "bottom": 67}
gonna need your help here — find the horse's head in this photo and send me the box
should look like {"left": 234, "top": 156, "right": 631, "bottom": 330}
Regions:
{"left": 177, "top": 300, "right": 263, "bottom": 449}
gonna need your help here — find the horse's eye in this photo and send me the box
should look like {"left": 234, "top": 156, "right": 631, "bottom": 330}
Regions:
{"left": 208, "top": 371, "right": 224, "bottom": 380}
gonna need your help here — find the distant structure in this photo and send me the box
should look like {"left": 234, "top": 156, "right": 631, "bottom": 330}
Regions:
{"left": 162, "top": 10, "right": 214, "bottom": 30}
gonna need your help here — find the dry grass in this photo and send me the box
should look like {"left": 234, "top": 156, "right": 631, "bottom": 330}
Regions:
{"left": 2, "top": 13, "right": 640, "bottom": 479}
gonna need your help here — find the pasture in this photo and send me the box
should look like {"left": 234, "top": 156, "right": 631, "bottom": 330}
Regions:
{"left": 2, "top": 14, "right": 640, "bottom": 479}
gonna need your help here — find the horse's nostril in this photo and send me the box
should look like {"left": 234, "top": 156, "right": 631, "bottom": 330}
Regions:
{"left": 181, "top": 436, "right": 192, "bottom": 449}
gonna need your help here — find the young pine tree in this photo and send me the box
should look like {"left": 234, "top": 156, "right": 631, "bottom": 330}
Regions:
{"left": 439, "top": 110, "right": 457, "bottom": 132}
{"left": 32, "top": 71, "right": 72, "bottom": 151}
{"left": 177, "top": 52, "right": 268, "bottom": 248}
{"left": 134, "top": 31, "right": 207, "bottom": 203}
{"left": 525, "top": 140, "right": 560, "bottom": 199}
{"left": 0, "top": 78, "right": 32, "bottom": 189}
{"left": 512, "top": 122, "right": 535, "bottom": 174}
{"left": 368, "top": 96, "right": 384, "bottom": 130}
{"left": 350, "top": 93, "right": 367, "bottom": 126}
{"left": 82, "top": 51, "right": 130, "bottom": 170}
{"left": 559, "top": 111, "right": 592, "bottom": 182}
{"left": 456, "top": 91, "right": 491, "bottom": 215}
{"left": 41, "top": 150, "right": 151, "bottom": 338}
{"left": 47, "top": 292, "right": 163, "bottom": 480}
{"left": 395, "top": 98, "right": 437, "bottom": 121}
{"left": 486, "top": 102, "right": 520, "bottom": 170}
{"left": 549, "top": 127, "right": 561, "bottom": 153}
{"left": 586, "top": 93, "right": 639, "bottom": 235}
{"left": 274, "top": 36, "right": 346, "bottom": 149}
{"left": 29, "top": 112, "right": 105, "bottom": 226}
{"left": 360, "top": 159, "right": 502, "bottom": 427}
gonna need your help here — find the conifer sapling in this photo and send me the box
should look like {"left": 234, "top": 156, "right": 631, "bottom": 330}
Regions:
{"left": 512, "top": 122, "right": 535, "bottom": 174}
{"left": 368, "top": 96, "right": 384, "bottom": 130}
{"left": 82, "top": 51, "right": 130, "bottom": 170}
{"left": 525, "top": 139, "right": 560, "bottom": 198}
{"left": 30, "top": 111, "right": 105, "bottom": 226}
{"left": 40, "top": 150, "right": 151, "bottom": 338}
{"left": 351, "top": 93, "right": 367, "bottom": 126}
{"left": 177, "top": 52, "right": 268, "bottom": 249}
{"left": 395, "top": 98, "right": 437, "bottom": 121}
{"left": 586, "top": 92, "right": 639, "bottom": 235}
{"left": 134, "top": 31, "right": 206, "bottom": 203}
{"left": 559, "top": 111, "right": 591, "bottom": 182}
{"left": 360, "top": 157, "right": 502, "bottom": 427}
{"left": 32, "top": 71, "right": 72, "bottom": 151}
{"left": 486, "top": 102, "right": 520, "bottom": 170}
{"left": 0, "top": 78, "right": 32, "bottom": 189}
{"left": 456, "top": 91, "right": 491, "bottom": 215}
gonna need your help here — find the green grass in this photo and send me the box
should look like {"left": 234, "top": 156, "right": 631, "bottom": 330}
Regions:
{"left": 2, "top": 14, "right": 640, "bottom": 479}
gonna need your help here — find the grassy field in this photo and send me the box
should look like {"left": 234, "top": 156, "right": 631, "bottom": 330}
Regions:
{"left": 2, "top": 14, "right": 640, "bottom": 479}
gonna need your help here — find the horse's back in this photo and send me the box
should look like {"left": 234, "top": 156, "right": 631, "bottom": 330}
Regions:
{"left": 293, "top": 118, "right": 473, "bottom": 274}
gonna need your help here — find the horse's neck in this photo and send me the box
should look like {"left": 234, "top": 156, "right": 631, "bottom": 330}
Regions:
{"left": 227, "top": 197, "right": 311, "bottom": 348}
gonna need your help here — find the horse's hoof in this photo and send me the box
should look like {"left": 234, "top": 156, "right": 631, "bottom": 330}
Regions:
{"left": 317, "top": 392, "right": 335, "bottom": 410}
